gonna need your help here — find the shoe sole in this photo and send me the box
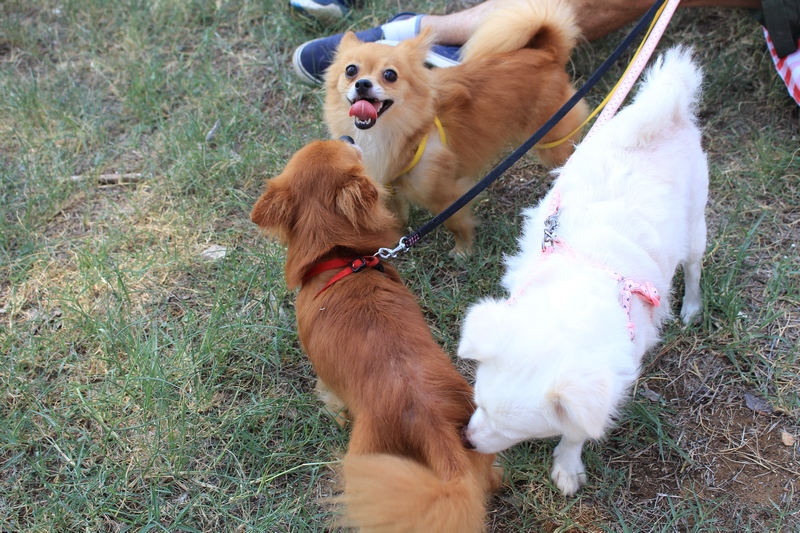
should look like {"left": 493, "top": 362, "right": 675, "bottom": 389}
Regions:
{"left": 290, "top": 0, "right": 346, "bottom": 23}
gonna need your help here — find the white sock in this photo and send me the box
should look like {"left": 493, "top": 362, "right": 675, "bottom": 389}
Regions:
{"left": 381, "top": 15, "right": 422, "bottom": 42}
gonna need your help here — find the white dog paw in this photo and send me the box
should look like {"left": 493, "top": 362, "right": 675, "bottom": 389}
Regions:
{"left": 679, "top": 300, "right": 703, "bottom": 325}
{"left": 550, "top": 460, "right": 587, "bottom": 496}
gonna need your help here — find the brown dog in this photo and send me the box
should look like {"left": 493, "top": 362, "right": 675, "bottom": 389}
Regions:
{"left": 325, "top": 0, "right": 588, "bottom": 255}
{"left": 251, "top": 138, "right": 500, "bottom": 532}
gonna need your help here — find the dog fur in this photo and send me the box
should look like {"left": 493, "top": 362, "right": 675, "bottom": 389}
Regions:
{"left": 251, "top": 139, "right": 500, "bottom": 532}
{"left": 324, "top": 0, "right": 589, "bottom": 256}
{"left": 457, "top": 47, "right": 708, "bottom": 496}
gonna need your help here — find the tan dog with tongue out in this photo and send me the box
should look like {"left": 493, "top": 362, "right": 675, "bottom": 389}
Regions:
{"left": 324, "top": 0, "right": 589, "bottom": 256}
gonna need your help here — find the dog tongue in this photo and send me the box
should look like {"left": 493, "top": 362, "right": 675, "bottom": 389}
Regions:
{"left": 349, "top": 100, "right": 379, "bottom": 121}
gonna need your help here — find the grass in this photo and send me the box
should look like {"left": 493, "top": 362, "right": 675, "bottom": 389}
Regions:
{"left": 1, "top": 0, "right": 798, "bottom": 531}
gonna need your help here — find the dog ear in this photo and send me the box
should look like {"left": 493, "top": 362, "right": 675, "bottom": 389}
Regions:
{"left": 250, "top": 178, "right": 295, "bottom": 239}
{"left": 335, "top": 173, "right": 382, "bottom": 226}
{"left": 396, "top": 26, "right": 435, "bottom": 63}
{"left": 338, "top": 31, "right": 362, "bottom": 52}
{"left": 548, "top": 370, "right": 615, "bottom": 440}
{"left": 457, "top": 299, "right": 511, "bottom": 362}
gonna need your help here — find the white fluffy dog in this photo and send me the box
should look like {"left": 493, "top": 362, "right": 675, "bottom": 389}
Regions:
{"left": 458, "top": 47, "right": 708, "bottom": 496}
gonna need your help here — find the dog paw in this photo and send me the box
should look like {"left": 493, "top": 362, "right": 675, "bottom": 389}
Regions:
{"left": 550, "top": 461, "right": 587, "bottom": 496}
{"left": 329, "top": 410, "right": 351, "bottom": 428}
{"left": 448, "top": 246, "right": 472, "bottom": 260}
{"left": 679, "top": 301, "right": 703, "bottom": 325}
{"left": 491, "top": 465, "right": 506, "bottom": 491}
{"left": 315, "top": 379, "right": 351, "bottom": 427}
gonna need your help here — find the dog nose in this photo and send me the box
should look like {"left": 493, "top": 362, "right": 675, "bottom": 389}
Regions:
{"left": 339, "top": 135, "right": 355, "bottom": 144}
{"left": 354, "top": 79, "right": 372, "bottom": 92}
{"left": 461, "top": 426, "right": 475, "bottom": 449}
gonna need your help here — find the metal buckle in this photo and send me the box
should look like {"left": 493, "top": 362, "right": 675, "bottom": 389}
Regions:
{"left": 542, "top": 214, "right": 559, "bottom": 251}
{"left": 374, "top": 237, "right": 408, "bottom": 260}
{"left": 349, "top": 257, "right": 368, "bottom": 272}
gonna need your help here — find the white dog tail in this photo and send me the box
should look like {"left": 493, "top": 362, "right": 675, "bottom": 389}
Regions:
{"left": 460, "top": 0, "right": 579, "bottom": 66}
{"left": 620, "top": 46, "right": 704, "bottom": 144}
{"left": 339, "top": 453, "right": 488, "bottom": 532}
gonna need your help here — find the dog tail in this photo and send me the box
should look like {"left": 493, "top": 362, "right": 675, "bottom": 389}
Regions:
{"left": 459, "top": 0, "right": 579, "bottom": 65}
{"left": 620, "top": 46, "right": 704, "bottom": 143}
{"left": 339, "top": 453, "right": 488, "bottom": 533}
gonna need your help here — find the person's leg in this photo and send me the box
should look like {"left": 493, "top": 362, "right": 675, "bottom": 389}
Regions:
{"left": 420, "top": 0, "right": 762, "bottom": 44}
{"left": 757, "top": 0, "right": 800, "bottom": 57}
{"left": 418, "top": 0, "right": 506, "bottom": 44}
{"left": 291, "top": 0, "right": 515, "bottom": 85}
{"left": 570, "top": 0, "right": 762, "bottom": 41}
{"left": 292, "top": 0, "right": 764, "bottom": 84}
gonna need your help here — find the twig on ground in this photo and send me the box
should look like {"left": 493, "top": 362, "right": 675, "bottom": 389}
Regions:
{"left": 63, "top": 173, "right": 145, "bottom": 185}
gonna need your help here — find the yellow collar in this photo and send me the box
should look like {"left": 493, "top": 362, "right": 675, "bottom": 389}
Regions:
{"left": 397, "top": 117, "right": 447, "bottom": 177}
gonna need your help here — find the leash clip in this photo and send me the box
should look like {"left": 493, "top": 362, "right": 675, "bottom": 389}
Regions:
{"left": 374, "top": 237, "right": 408, "bottom": 259}
{"left": 542, "top": 214, "right": 559, "bottom": 251}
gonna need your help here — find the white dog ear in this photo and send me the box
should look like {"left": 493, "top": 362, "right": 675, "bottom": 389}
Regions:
{"left": 548, "top": 370, "right": 615, "bottom": 440}
{"left": 457, "top": 299, "right": 511, "bottom": 362}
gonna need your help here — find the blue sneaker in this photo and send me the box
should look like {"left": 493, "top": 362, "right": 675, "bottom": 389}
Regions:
{"left": 292, "top": 26, "right": 384, "bottom": 85}
{"left": 292, "top": 14, "right": 462, "bottom": 85}
{"left": 290, "top": 0, "right": 353, "bottom": 22}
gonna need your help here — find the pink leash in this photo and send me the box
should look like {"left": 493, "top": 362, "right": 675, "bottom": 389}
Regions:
{"left": 585, "top": 0, "right": 682, "bottom": 139}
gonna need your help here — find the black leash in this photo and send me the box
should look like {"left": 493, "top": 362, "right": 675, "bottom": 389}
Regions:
{"left": 375, "top": 0, "right": 667, "bottom": 260}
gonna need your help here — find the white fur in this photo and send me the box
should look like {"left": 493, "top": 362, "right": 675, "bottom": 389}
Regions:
{"left": 457, "top": 47, "right": 709, "bottom": 495}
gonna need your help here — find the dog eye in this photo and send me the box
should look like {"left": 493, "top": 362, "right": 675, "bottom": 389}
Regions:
{"left": 345, "top": 65, "right": 358, "bottom": 78}
{"left": 383, "top": 69, "right": 397, "bottom": 82}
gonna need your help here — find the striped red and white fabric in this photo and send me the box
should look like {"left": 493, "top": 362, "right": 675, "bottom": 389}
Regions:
{"left": 764, "top": 28, "right": 800, "bottom": 105}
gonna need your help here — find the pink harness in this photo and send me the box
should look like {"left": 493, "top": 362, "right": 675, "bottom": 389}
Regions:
{"left": 507, "top": 189, "right": 660, "bottom": 341}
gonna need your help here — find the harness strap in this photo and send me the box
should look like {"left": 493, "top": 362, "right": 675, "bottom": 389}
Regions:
{"left": 618, "top": 278, "right": 660, "bottom": 340}
{"left": 508, "top": 190, "right": 660, "bottom": 340}
{"left": 302, "top": 256, "right": 383, "bottom": 298}
{"left": 396, "top": 116, "right": 447, "bottom": 177}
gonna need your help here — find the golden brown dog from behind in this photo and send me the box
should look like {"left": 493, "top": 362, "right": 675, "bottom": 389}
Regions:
{"left": 251, "top": 138, "right": 501, "bottom": 532}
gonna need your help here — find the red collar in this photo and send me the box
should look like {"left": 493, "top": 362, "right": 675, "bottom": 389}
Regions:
{"left": 302, "top": 255, "right": 383, "bottom": 297}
